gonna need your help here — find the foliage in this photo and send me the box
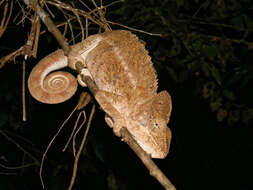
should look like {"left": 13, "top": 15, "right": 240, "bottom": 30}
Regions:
{"left": 112, "top": 0, "right": 253, "bottom": 126}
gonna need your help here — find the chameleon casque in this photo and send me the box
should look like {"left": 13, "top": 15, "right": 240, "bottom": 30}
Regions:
{"left": 28, "top": 30, "right": 172, "bottom": 158}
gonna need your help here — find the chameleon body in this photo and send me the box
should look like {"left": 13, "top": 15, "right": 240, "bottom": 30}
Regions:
{"left": 28, "top": 30, "right": 172, "bottom": 158}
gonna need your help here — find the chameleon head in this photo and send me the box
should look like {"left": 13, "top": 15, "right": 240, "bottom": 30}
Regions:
{"left": 130, "top": 114, "right": 172, "bottom": 159}
{"left": 129, "top": 91, "right": 172, "bottom": 159}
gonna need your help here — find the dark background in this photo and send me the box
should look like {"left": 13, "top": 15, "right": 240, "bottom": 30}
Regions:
{"left": 0, "top": 0, "right": 253, "bottom": 190}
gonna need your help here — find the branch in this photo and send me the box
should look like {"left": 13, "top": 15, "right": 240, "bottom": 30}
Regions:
{"left": 80, "top": 74, "right": 176, "bottom": 190}
{"left": 120, "top": 127, "right": 176, "bottom": 190}
{"left": 0, "top": 0, "right": 13, "bottom": 38}
{"left": 23, "top": 0, "right": 70, "bottom": 54}
{"left": 0, "top": 46, "right": 23, "bottom": 68}
{"left": 0, "top": 2, "right": 40, "bottom": 68}
{"left": 46, "top": 0, "right": 107, "bottom": 30}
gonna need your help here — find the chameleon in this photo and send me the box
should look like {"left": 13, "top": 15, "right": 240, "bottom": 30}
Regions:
{"left": 28, "top": 30, "right": 172, "bottom": 158}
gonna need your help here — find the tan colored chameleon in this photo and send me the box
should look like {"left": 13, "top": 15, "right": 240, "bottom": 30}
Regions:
{"left": 28, "top": 30, "right": 172, "bottom": 158}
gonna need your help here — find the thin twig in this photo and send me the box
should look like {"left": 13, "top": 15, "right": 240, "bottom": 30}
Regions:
{"left": 107, "top": 20, "right": 162, "bottom": 36}
{"left": 67, "top": 104, "right": 95, "bottom": 190}
{"left": 0, "top": 162, "right": 36, "bottom": 169}
{"left": 32, "top": 15, "right": 41, "bottom": 58}
{"left": 104, "top": 0, "right": 123, "bottom": 9}
{"left": 0, "top": 130, "right": 39, "bottom": 165}
{"left": 0, "top": 172, "right": 17, "bottom": 175}
{"left": 47, "top": 0, "right": 106, "bottom": 29}
{"left": 39, "top": 105, "right": 78, "bottom": 189}
{"left": 0, "top": 0, "right": 13, "bottom": 38}
{"left": 40, "top": 16, "right": 75, "bottom": 35}
{"left": 72, "top": 111, "right": 86, "bottom": 157}
{"left": 62, "top": 109, "right": 86, "bottom": 153}
{"left": 22, "top": 60, "right": 26, "bottom": 121}
{"left": 0, "top": 45, "right": 23, "bottom": 68}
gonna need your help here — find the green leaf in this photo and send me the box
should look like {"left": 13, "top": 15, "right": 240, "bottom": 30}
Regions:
{"left": 202, "top": 82, "right": 216, "bottom": 99}
{"left": 201, "top": 62, "right": 210, "bottom": 77}
{"left": 166, "top": 67, "right": 178, "bottom": 82}
{"left": 209, "top": 64, "right": 222, "bottom": 85}
{"left": 210, "top": 97, "right": 223, "bottom": 112}
{"left": 169, "top": 38, "right": 181, "bottom": 57}
{"left": 200, "top": 45, "right": 219, "bottom": 59}
{"left": 242, "top": 109, "right": 253, "bottom": 124}
{"left": 178, "top": 70, "right": 189, "bottom": 83}
{"left": 0, "top": 113, "right": 8, "bottom": 127}
{"left": 228, "top": 110, "right": 240, "bottom": 125}
{"left": 243, "top": 15, "right": 253, "bottom": 30}
{"left": 230, "top": 16, "right": 244, "bottom": 29}
{"left": 217, "top": 108, "right": 228, "bottom": 122}
{"left": 222, "top": 89, "right": 236, "bottom": 101}
{"left": 176, "top": 0, "right": 185, "bottom": 8}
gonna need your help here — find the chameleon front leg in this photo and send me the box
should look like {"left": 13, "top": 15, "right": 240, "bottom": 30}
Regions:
{"left": 95, "top": 90, "right": 127, "bottom": 137}
{"left": 78, "top": 69, "right": 126, "bottom": 137}
{"left": 78, "top": 69, "right": 125, "bottom": 137}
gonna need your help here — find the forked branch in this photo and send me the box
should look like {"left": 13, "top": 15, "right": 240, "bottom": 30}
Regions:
{"left": 23, "top": 0, "right": 70, "bottom": 54}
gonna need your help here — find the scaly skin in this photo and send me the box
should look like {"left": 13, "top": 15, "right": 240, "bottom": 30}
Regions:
{"left": 28, "top": 30, "right": 172, "bottom": 158}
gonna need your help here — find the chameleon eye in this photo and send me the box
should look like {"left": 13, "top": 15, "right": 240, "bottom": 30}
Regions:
{"left": 152, "top": 120, "right": 161, "bottom": 129}
{"left": 153, "top": 118, "right": 166, "bottom": 129}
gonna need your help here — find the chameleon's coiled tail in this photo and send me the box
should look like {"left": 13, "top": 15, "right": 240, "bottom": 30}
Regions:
{"left": 28, "top": 49, "right": 77, "bottom": 104}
